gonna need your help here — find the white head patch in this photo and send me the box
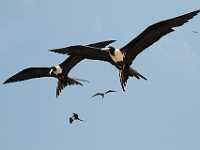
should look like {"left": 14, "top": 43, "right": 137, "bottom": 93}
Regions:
{"left": 50, "top": 65, "right": 62, "bottom": 75}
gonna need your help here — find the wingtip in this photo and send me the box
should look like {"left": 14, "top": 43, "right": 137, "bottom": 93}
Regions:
{"left": 3, "top": 79, "right": 11, "bottom": 84}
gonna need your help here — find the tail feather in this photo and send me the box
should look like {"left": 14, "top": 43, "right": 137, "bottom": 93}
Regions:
{"left": 120, "top": 66, "right": 147, "bottom": 91}
{"left": 128, "top": 67, "right": 147, "bottom": 80}
{"left": 56, "top": 77, "right": 83, "bottom": 98}
{"left": 119, "top": 65, "right": 129, "bottom": 92}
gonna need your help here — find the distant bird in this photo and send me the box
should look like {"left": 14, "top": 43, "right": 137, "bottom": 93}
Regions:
{"left": 192, "top": 30, "right": 198, "bottom": 33}
{"left": 50, "top": 10, "right": 200, "bottom": 91}
{"left": 69, "top": 113, "right": 84, "bottom": 124}
{"left": 91, "top": 90, "right": 117, "bottom": 99}
{"left": 3, "top": 40, "right": 115, "bottom": 97}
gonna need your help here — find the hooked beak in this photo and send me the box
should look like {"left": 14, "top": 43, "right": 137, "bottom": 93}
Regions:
{"left": 49, "top": 69, "right": 53, "bottom": 75}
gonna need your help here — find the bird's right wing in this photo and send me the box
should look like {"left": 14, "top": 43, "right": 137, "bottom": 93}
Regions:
{"left": 3, "top": 67, "right": 52, "bottom": 84}
{"left": 57, "top": 40, "right": 116, "bottom": 75}
{"left": 50, "top": 39, "right": 116, "bottom": 55}
{"left": 91, "top": 93, "right": 104, "bottom": 98}
{"left": 51, "top": 45, "right": 112, "bottom": 62}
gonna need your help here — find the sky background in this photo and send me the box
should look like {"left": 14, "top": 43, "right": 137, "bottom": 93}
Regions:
{"left": 1, "top": 0, "right": 200, "bottom": 150}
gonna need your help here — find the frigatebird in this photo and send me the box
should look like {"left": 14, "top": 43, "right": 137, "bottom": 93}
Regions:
{"left": 50, "top": 10, "right": 200, "bottom": 91}
{"left": 91, "top": 90, "right": 117, "bottom": 99}
{"left": 3, "top": 40, "right": 115, "bottom": 97}
{"left": 69, "top": 113, "right": 84, "bottom": 124}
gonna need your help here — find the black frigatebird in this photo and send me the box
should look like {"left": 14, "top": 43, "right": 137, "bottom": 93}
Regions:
{"left": 3, "top": 40, "right": 115, "bottom": 97}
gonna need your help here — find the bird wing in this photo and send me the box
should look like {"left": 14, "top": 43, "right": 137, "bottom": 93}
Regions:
{"left": 121, "top": 10, "right": 200, "bottom": 66}
{"left": 73, "top": 113, "right": 79, "bottom": 118}
{"left": 60, "top": 56, "right": 84, "bottom": 75}
{"left": 50, "top": 39, "right": 116, "bottom": 55}
{"left": 69, "top": 117, "right": 73, "bottom": 124}
{"left": 57, "top": 40, "right": 116, "bottom": 75}
{"left": 105, "top": 90, "right": 117, "bottom": 94}
{"left": 91, "top": 93, "right": 104, "bottom": 98}
{"left": 3, "top": 67, "right": 52, "bottom": 84}
{"left": 52, "top": 45, "right": 112, "bottom": 62}
{"left": 86, "top": 39, "right": 116, "bottom": 48}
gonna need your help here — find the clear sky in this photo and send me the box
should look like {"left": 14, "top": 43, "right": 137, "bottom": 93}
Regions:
{"left": 1, "top": 0, "right": 200, "bottom": 150}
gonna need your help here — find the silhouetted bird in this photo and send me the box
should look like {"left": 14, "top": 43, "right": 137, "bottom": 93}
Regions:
{"left": 91, "top": 90, "right": 117, "bottom": 99}
{"left": 69, "top": 113, "right": 83, "bottom": 124}
{"left": 192, "top": 31, "right": 198, "bottom": 33}
{"left": 3, "top": 40, "right": 115, "bottom": 97}
{"left": 50, "top": 10, "right": 200, "bottom": 91}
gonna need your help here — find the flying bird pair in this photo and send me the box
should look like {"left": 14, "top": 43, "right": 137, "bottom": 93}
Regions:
{"left": 50, "top": 10, "right": 200, "bottom": 91}
{"left": 4, "top": 10, "right": 200, "bottom": 96}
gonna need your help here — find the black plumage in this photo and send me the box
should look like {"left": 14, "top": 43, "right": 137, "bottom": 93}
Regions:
{"left": 69, "top": 113, "right": 83, "bottom": 124}
{"left": 4, "top": 40, "right": 115, "bottom": 97}
{"left": 50, "top": 10, "right": 200, "bottom": 91}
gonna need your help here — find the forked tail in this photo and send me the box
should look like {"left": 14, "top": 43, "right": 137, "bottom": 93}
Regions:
{"left": 119, "top": 65, "right": 129, "bottom": 92}
{"left": 119, "top": 66, "right": 147, "bottom": 91}
{"left": 56, "top": 77, "right": 83, "bottom": 98}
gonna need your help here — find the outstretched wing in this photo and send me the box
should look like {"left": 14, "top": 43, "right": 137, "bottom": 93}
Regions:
{"left": 52, "top": 45, "right": 112, "bottom": 62}
{"left": 91, "top": 93, "right": 104, "bottom": 98}
{"left": 50, "top": 39, "right": 116, "bottom": 55}
{"left": 69, "top": 117, "right": 73, "bottom": 124}
{"left": 121, "top": 10, "right": 200, "bottom": 66}
{"left": 57, "top": 40, "right": 116, "bottom": 75}
{"left": 105, "top": 90, "right": 117, "bottom": 94}
{"left": 86, "top": 39, "right": 116, "bottom": 48}
{"left": 3, "top": 67, "right": 52, "bottom": 84}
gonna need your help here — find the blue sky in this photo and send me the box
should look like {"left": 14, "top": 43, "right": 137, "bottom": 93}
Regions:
{"left": 1, "top": 0, "right": 200, "bottom": 150}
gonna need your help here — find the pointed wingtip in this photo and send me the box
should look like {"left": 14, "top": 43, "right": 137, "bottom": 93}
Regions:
{"left": 3, "top": 79, "right": 11, "bottom": 84}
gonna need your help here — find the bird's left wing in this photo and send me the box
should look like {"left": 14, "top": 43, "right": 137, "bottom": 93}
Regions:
{"left": 3, "top": 67, "right": 52, "bottom": 84}
{"left": 91, "top": 93, "right": 104, "bottom": 98}
{"left": 121, "top": 10, "right": 200, "bottom": 66}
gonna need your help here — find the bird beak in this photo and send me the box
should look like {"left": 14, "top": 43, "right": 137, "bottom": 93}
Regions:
{"left": 101, "top": 47, "right": 110, "bottom": 51}
{"left": 49, "top": 69, "right": 53, "bottom": 75}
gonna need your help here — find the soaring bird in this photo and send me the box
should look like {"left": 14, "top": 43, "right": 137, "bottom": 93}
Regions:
{"left": 69, "top": 113, "right": 84, "bottom": 124}
{"left": 50, "top": 10, "right": 200, "bottom": 91}
{"left": 3, "top": 40, "right": 115, "bottom": 97}
{"left": 91, "top": 90, "right": 117, "bottom": 99}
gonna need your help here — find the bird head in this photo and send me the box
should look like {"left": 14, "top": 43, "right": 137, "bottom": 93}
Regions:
{"left": 49, "top": 65, "right": 62, "bottom": 76}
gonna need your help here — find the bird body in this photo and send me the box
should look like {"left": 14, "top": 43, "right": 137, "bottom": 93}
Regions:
{"left": 108, "top": 47, "right": 124, "bottom": 64}
{"left": 4, "top": 40, "right": 115, "bottom": 97}
{"left": 69, "top": 113, "right": 83, "bottom": 124}
{"left": 91, "top": 90, "right": 117, "bottom": 99}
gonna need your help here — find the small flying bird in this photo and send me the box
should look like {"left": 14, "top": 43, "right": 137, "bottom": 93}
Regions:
{"left": 69, "top": 113, "right": 84, "bottom": 124}
{"left": 3, "top": 40, "right": 115, "bottom": 97}
{"left": 50, "top": 10, "right": 200, "bottom": 91}
{"left": 192, "top": 31, "right": 198, "bottom": 33}
{"left": 91, "top": 90, "right": 117, "bottom": 99}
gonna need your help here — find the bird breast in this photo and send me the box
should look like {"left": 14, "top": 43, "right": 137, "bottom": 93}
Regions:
{"left": 110, "top": 49, "right": 124, "bottom": 63}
